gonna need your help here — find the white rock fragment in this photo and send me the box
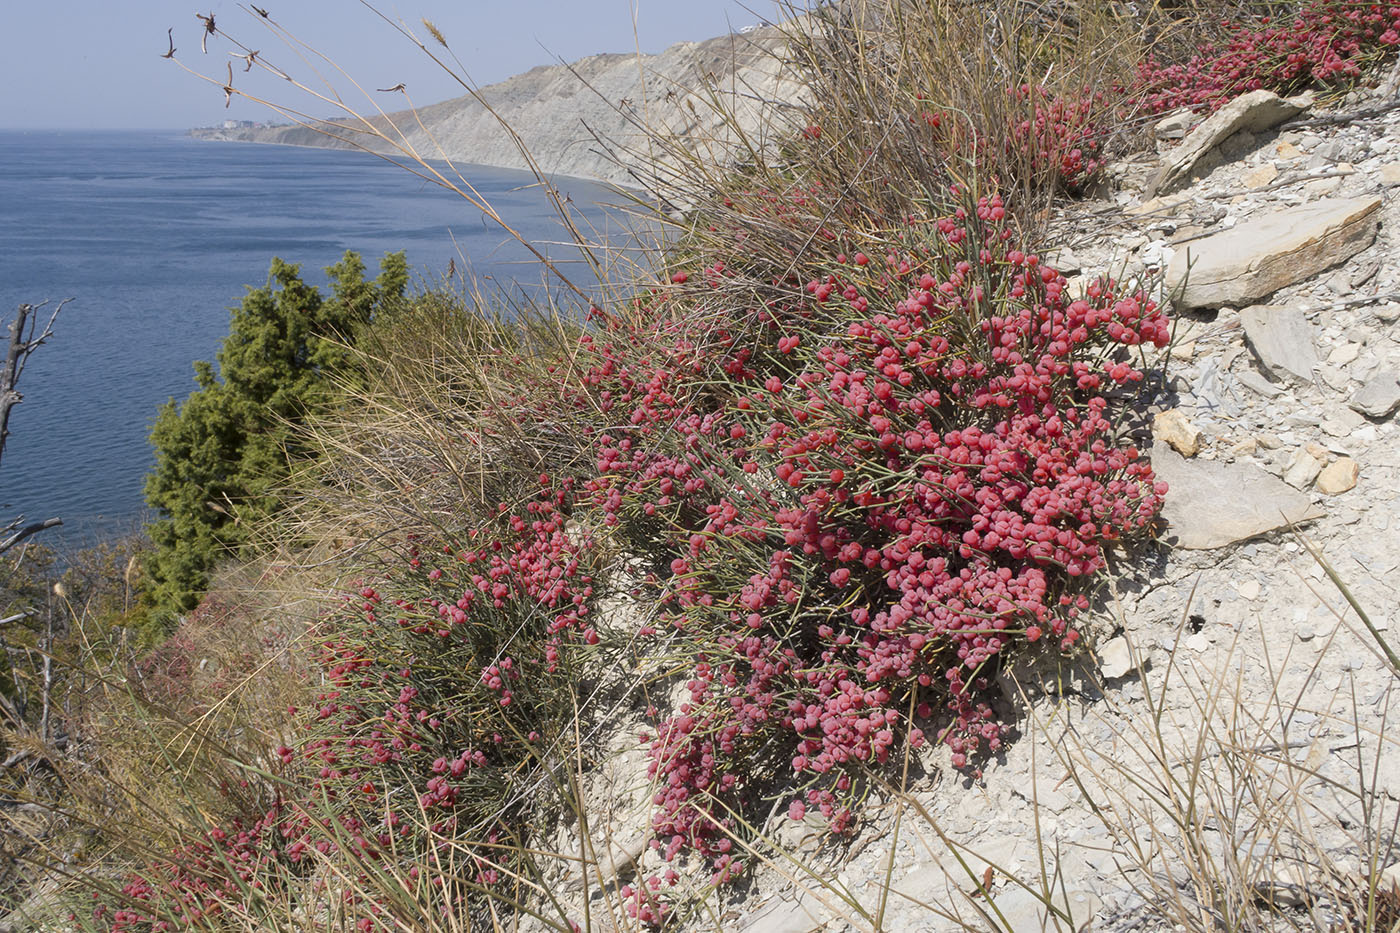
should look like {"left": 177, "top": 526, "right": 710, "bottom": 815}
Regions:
{"left": 1283, "top": 448, "right": 1325, "bottom": 489}
{"left": 1350, "top": 372, "right": 1400, "bottom": 418}
{"left": 1098, "top": 636, "right": 1136, "bottom": 680}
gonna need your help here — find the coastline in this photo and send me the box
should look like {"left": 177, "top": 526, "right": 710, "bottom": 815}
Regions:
{"left": 187, "top": 25, "right": 802, "bottom": 190}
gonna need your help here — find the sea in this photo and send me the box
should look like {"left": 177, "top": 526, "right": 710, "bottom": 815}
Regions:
{"left": 0, "top": 129, "right": 624, "bottom": 551}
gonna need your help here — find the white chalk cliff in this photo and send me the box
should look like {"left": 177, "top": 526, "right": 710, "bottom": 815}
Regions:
{"left": 193, "top": 25, "right": 803, "bottom": 188}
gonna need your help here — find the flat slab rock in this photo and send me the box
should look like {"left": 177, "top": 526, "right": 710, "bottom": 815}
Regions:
{"left": 1241, "top": 305, "right": 1319, "bottom": 384}
{"left": 1153, "top": 441, "right": 1324, "bottom": 549}
{"left": 1150, "top": 89, "right": 1311, "bottom": 196}
{"left": 1166, "top": 196, "right": 1381, "bottom": 311}
{"left": 1350, "top": 371, "right": 1400, "bottom": 418}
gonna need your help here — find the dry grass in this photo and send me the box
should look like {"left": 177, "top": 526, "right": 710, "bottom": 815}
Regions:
{"left": 283, "top": 290, "right": 597, "bottom": 552}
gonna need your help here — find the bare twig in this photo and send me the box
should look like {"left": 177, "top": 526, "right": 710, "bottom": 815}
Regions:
{"left": 0, "top": 300, "right": 68, "bottom": 472}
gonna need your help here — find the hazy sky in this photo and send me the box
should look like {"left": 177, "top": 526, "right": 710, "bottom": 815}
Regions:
{"left": 1, "top": 1, "right": 774, "bottom": 130}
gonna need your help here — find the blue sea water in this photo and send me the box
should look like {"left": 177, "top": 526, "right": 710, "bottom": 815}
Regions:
{"left": 0, "top": 129, "right": 620, "bottom": 549}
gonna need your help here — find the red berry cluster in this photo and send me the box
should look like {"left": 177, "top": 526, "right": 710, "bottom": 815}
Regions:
{"left": 1136, "top": 1, "right": 1400, "bottom": 115}
{"left": 102, "top": 805, "right": 286, "bottom": 932}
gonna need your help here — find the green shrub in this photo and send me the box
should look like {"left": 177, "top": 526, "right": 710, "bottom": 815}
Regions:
{"left": 142, "top": 251, "right": 408, "bottom": 630}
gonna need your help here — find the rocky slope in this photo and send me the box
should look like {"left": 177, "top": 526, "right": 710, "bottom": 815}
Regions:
{"left": 511, "top": 89, "right": 1400, "bottom": 933}
{"left": 191, "top": 24, "right": 804, "bottom": 188}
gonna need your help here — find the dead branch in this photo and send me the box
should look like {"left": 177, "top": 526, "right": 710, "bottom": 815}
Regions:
{"left": 0, "top": 301, "right": 68, "bottom": 556}
{"left": 0, "top": 301, "right": 68, "bottom": 473}
{"left": 0, "top": 518, "right": 63, "bottom": 556}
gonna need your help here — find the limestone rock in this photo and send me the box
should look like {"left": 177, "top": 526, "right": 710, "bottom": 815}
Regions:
{"left": 1153, "top": 108, "right": 1195, "bottom": 141}
{"left": 1238, "top": 368, "right": 1286, "bottom": 397}
{"left": 1305, "top": 174, "right": 1343, "bottom": 199}
{"left": 1153, "top": 408, "right": 1203, "bottom": 456}
{"left": 1012, "top": 778, "right": 1072, "bottom": 812}
{"left": 1241, "top": 305, "right": 1319, "bottom": 384}
{"left": 1350, "top": 371, "right": 1400, "bottom": 418}
{"left": 1098, "top": 636, "right": 1136, "bottom": 680}
{"left": 1149, "top": 90, "right": 1311, "bottom": 196}
{"left": 1241, "top": 161, "right": 1279, "bottom": 188}
{"left": 1129, "top": 191, "right": 1192, "bottom": 217}
{"left": 1380, "top": 163, "right": 1400, "bottom": 186}
{"left": 1228, "top": 437, "right": 1259, "bottom": 457}
{"left": 1153, "top": 442, "right": 1324, "bottom": 549}
{"left": 740, "top": 889, "right": 823, "bottom": 933}
{"left": 1327, "top": 342, "right": 1361, "bottom": 367}
{"left": 1284, "top": 448, "right": 1325, "bottom": 489}
{"left": 1046, "top": 246, "right": 1082, "bottom": 276}
{"left": 1165, "top": 196, "right": 1382, "bottom": 310}
{"left": 1316, "top": 457, "right": 1359, "bottom": 495}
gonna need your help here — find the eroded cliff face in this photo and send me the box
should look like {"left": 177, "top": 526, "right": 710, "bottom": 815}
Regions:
{"left": 193, "top": 25, "right": 804, "bottom": 188}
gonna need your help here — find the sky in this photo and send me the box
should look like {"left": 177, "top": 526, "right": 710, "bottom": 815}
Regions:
{"left": 0, "top": 0, "right": 775, "bottom": 130}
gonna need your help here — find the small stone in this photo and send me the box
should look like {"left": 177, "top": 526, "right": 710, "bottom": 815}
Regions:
{"left": 1256, "top": 434, "right": 1284, "bottom": 449}
{"left": 741, "top": 890, "right": 824, "bottom": 933}
{"left": 1012, "top": 778, "right": 1072, "bottom": 813}
{"left": 1304, "top": 175, "right": 1342, "bottom": 198}
{"left": 1154, "top": 108, "right": 1196, "bottom": 140}
{"left": 1154, "top": 409, "right": 1204, "bottom": 457}
{"left": 1241, "top": 161, "right": 1279, "bottom": 188}
{"left": 1305, "top": 441, "right": 1330, "bottom": 461}
{"left": 1045, "top": 246, "right": 1082, "bottom": 277}
{"left": 1284, "top": 449, "right": 1325, "bottom": 489}
{"left": 1276, "top": 140, "right": 1305, "bottom": 160}
{"left": 1320, "top": 407, "right": 1364, "bottom": 438}
{"left": 1237, "top": 369, "right": 1285, "bottom": 397}
{"left": 1315, "top": 457, "right": 1359, "bottom": 494}
{"left": 1319, "top": 364, "right": 1351, "bottom": 393}
{"left": 1350, "top": 258, "right": 1381, "bottom": 288}
{"left": 1186, "top": 632, "right": 1212, "bottom": 652}
{"left": 1098, "top": 636, "right": 1136, "bottom": 680}
{"left": 1297, "top": 625, "right": 1316, "bottom": 642}
{"left": 1170, "top": 340, "right": 1197, "bottom": 360}
{"left": 1254, "top": 863, "right": 1315, "bottom": 908}
{"left": 1349, "top": 372, "right": 1400, "bottom": 418}
{"left": 1228, "top": 437, "right": 1258, "bottom": 457}
{"left": 1327, "top": 342, "right": 1361, "bottom": 366}
{"left": 1381, "top": 862, "right": 1400, "bottom": 892}
{"left": 1380, "top": 163, "right": 1400, "bottom": 186}
{"left": 1129, "top": 191, "right": 1192, "bottom": 217}
{"left": 1238, "top": 579, "right": 1261, "bottom": 601}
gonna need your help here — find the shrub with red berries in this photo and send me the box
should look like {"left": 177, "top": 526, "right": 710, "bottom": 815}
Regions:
{"left": 576, "top": 191, "right": 1168, "bottom": 885}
